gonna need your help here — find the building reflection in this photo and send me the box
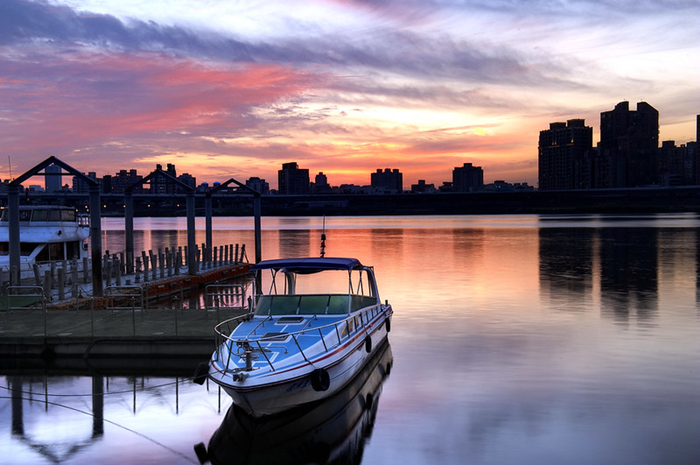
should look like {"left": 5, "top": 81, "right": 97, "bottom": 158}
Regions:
{"left": 277, "top": 229, "right": 312, "bottom": 258}
{"left": 538, "top": 228, "right": 594, "bottom": 311}
{"left": 599, "top": 228, "right": 658, "bottom": 321}
{"left": 370, "top": 228, "right": 405, "bottom": 264}
{"left": 539, "top": 226, "right": 661, "bottom": 322}
{"left": 696, "top": 228, "right": 700, "bottom": 307}
{"left": 452, "top": 229, "right": 486, "bottom": 271}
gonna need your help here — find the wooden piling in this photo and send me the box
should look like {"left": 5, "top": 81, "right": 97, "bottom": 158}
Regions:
{"left": 135, "top": 257, "right": 142, "bottom": 283}
{"left": 142, "top": 252, "right": 149, "bottom": 282}
{"left": 58, "top": 267, "right": 66, "bottom": 300}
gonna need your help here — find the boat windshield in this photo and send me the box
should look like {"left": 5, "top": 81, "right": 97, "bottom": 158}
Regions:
{"left": 254, "top": 267, "right": 378, "bottom": 316}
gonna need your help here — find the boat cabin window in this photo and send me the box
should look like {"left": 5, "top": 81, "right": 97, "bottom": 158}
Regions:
{"left": 34, "top": 209, "right": 73, "bottom": 221}
{"left": 61, "top": 210, "right": 76, "bottom": 222}
{"left": 0, "top": 208, "right": 77, "bottom": 222}
{"left": 0, "top": 243, "right": 43, "bottom": 257}
{"left": 32, "top": 209, "right": 48, "bottom": 221}
{"left": 35, "top": 243, "right": 63, "bottom": 261}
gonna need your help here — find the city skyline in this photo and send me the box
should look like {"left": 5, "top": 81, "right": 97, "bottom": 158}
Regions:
{"left": 1, "top": 0, "right": 699, "bottom": 189}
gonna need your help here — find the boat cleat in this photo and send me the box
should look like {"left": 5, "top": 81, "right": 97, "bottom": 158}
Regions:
{"left": 232, "top": 372, "right": 249, "bottom": 382}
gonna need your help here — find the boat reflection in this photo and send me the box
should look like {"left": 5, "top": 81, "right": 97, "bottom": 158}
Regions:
{"left": 204, "top": 340, "right": 393, "bottom": 465}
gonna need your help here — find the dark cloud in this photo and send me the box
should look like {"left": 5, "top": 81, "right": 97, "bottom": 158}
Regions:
{"left": 0, "top": 0, "right": 254, "bottom": 60}
{"left": 0, "top": 0, "right": 570, "bottom": 89}
{"left": 341, "top": 0, "right": 700, "bottom": 15}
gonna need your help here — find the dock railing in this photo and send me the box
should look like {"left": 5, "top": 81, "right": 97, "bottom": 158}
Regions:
{"left": 3, "top": 285, "right": 47, "bottom": 335}
{"left": 104, "top": 285, "right": 145, "bottom": 336}
{"left": 0, "top": 282, "right": 253, "bottom": 338}
{"left": 212, "top": 300, "right": 389, "bottom": 374}
{"left": 205, "top": 284, "right": 248, "bottom": 323}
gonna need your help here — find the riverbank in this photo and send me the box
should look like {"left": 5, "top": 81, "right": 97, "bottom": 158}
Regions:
{"left": 7, "top": 186, "right": 700, "bottom": 216}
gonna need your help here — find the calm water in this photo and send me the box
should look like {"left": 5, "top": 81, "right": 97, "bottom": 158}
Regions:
{"left": 2, "top": 214, "right": 700, "bottom": 464}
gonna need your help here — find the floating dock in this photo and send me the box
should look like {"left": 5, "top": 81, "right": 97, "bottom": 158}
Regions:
{"left": 1, "top": 261, "right": 252, "bottom": 361}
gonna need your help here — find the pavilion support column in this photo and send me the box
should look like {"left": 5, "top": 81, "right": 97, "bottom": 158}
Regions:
{"left": 187, "top": 191, "right": 197, "bottom": 276}
{"left": 205, "top": 193, "right": 213, "bottom": 265}
{"left": 253, "top": 193, "right": 262, "bottom": 295}
{"left": 89, "top": 184, "right": 103, "bottom": 297}
{"left": 125, "top": 191, "right": 134, "bottom": 275}
{"left": 253, "top": 194, "right": 262, "bottom": 264}
{"left": 8, "top": 185, "right": 20, "bottom": 286}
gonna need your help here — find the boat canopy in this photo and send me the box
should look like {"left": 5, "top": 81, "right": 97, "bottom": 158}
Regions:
{"left": 251, "top": 257, "right": 363, "bottom": 272}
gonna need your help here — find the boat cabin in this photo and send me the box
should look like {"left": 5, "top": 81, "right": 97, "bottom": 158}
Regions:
{"left": 0, "top": 206, "right": 90, "bottom": 264}
{"left": 251, "top": 258, "right": 380, "bottom": 316}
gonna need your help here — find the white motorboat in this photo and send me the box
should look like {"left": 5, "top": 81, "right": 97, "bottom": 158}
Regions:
{"left": 0, "top": 205, "right": 90, "bottom": 279}
{"left": 205, "top": 340, "right": 392, "bottom": 464}
{"left": 207, "top": 257, "right": 393, "bottom": 417}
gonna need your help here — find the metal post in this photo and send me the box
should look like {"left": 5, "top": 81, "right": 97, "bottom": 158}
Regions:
{"left": 92, "top": 376, "right": 104, "bottom": 437}
{"left": 8, "top": 185, "right": 20, "bottom": 286}
{"left": 205, "top": 193, "right": 213, "bottom": 264}
{"left": 254, "top": 194, "right": 262, "bottom": 264}
{"left": 187, "top": 191, "right": 197, "bottom": 275}
{"left": 125, "top": 191, "right": 134, "bottom": 274}
{"left": 89, "top": 184, "right": 104, "bottom": 297}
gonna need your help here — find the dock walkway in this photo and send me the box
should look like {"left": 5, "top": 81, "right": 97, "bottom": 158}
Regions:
{"left": 1, "top": 262, "right": 253, "bottom": 360}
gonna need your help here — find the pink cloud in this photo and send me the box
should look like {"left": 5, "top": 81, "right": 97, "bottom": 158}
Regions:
{"left": 0, "top": 45, "right": 319, "bottom": 163}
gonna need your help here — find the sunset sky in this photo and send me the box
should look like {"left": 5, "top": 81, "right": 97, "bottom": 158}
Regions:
{"left": 1, "top": 0, "right": 698, "bottom": 189}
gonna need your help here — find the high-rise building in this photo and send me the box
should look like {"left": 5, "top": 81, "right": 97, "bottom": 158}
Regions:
{"left": 246, "top": 177, "right": 270, "bottom": 194}
{"left": 45, "top": 164, "right": 62, "bottom": 193}
{"left": 313, "top": 172, "right": 331, "bottom": 193}
{"left": 371, "top": 168, "right": 403, "bottom": 193}
{"left": 278, "top": 162, "right": 310, "bottom": 194}
{"left": 599, "top": 101, "right": 659, "bottom": 188}
{"left": 178, "top": 173, "right": 196, "bottom": 191}
{"left": 452, "top": 163, "right": 483, "bottom": 192}
{"left": 111, "top": 169, "right": 142, "bottom": 193}
{"left": 538, "top": 119, "right": 593, "bottom": 190}
{"left": 150, "top": 163, "right": 179, "bottom": 194}
{"left": 411, "top": 180, "right": 436, "bottom": 193}
{"left": 72, "top": 171, "right": 99, "bottom": 193}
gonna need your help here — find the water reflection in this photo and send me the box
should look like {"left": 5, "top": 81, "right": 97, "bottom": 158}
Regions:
{"left": 1, "top": 359, "right": 224, "bottom": 464}
{"left": 204, "top": 341, "right": 393, "bottom": 465}
{"left": 5, "top": 215, "right": 700, "bottom": 464}
{"left": 8, "top": 375, "right": 105, "bottom": 462}
{"left": 599, "top": 228, "right": 658, "bottom": 321}
{"left": 277, "top": 229, "right": 312, "bottom": 258}
{"left": 538, "top": 227, "right": 663, "bottom": 321}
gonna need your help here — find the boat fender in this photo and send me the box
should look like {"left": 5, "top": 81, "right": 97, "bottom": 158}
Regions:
{"left": 365, "top": 393, "right": 374, "bottom": 411}
{"left": 385, "top": 318, "right": 391, "bottom": 333}
{"left": 192, "top": 362, "right": 209, "bottom": 385}
{"left": 364, "top": 335, "right": 372, "bottom": 353}
{"left": 311, "top": 368, "right": 330, "bottom": 392}
{"left": 193, "top": 442, "right": 209, "bottom": 464}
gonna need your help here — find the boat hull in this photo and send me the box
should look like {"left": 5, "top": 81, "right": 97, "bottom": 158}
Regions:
{"left": 210, "top": 312, "right": 392, "bottom": 417}
{"left": 206, "top": 339, "right": 393, "bottom": 465}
